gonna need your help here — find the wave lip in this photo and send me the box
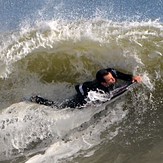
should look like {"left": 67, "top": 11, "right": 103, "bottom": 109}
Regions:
{"left": 0, "top": 19, "right": 162, "bottom": 80}
{"left": 0, "top": 18, "right": 162, "bottom": 163}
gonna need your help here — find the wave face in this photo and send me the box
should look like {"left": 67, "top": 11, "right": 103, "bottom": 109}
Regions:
{"left": 0, "top": 0, "right": 163, "bottom": 163}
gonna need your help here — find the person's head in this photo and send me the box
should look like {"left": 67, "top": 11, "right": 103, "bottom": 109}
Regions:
{"left": 96, "top": 69, "right": 116, "bottom": 87}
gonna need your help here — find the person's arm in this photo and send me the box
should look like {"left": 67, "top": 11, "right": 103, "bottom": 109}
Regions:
{"left": 75, "top": 82, "right": 90, "bottom": 97}
{"left": 132, "top": 76, "right": 142, "bottom": 83}
{"left": 107, "top": 68, "right": 142, "bottom": 83}
{"left": 114, "top": 70, "right": 133, "bottom": 81}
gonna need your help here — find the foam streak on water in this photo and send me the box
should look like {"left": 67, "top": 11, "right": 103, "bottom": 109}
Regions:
{"left": 0, "top": 18, "right": 162, "bottom": 163}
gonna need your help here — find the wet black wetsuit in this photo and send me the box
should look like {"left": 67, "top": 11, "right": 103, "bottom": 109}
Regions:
{"left": 62, "top": 68, "right": 133, "bottom": 108}
{"left": 30, "top": 68, "right": 133, "bottom": 108}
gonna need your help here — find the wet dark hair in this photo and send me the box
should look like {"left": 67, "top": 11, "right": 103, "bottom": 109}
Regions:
{"left": 96, "top": 69, "right": 109, "bottom": 83}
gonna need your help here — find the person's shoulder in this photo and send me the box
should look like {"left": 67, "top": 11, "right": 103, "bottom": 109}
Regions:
{"left": 75, "top": 80, "right": 95, "bottom": 90}
{"left": 83, "top": 80, "right": 97, "bottom": 87}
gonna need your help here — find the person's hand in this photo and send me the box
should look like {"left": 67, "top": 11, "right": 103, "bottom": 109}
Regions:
{"left": 132, "top": 76, "right": 142, "bottom": 83}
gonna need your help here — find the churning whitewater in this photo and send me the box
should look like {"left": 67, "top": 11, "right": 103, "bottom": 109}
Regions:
{"left": 0, "top": 0, "right": 163, "bottom": 163}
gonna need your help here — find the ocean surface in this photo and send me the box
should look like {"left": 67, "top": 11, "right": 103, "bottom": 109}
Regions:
{"left": 0, "top": 0, "right": 163, "bottom": 163}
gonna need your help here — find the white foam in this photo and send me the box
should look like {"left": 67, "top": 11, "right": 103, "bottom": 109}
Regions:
{"left": 0, "top": 19, "right": 162, "bottom": 78}
{"left": 25, "top": 102, "right": 127, "bottom": 163}
{"left": 0, "top": 95, "right": 128, "bottom": 162}
{"left": 142, "top": 73, "right": 154, "bottom": 91}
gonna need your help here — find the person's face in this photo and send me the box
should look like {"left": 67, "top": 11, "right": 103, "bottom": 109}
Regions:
{"left": 102, "top": 73, "right": 116, "bottom": 87}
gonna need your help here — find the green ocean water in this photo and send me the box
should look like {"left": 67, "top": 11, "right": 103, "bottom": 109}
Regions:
{"left": 0, "top": 20, "right": 163, "bottom": 163}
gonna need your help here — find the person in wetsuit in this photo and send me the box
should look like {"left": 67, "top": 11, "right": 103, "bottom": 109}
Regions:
{"left": 61, "top": 68, "right": 142, "bottom": 108}
{"left": 30, "top": 68, "right": 142, "bottom": 108}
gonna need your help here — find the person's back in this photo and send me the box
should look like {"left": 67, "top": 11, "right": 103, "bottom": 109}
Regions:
{"left": 30, "top": 68, "right": 142, "bottom": 108}
{"left": 74, "top": 68, "right": 132, "bottom": 97}
{"left": 63, "top": 67, "right": 142, "bottom": 108}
